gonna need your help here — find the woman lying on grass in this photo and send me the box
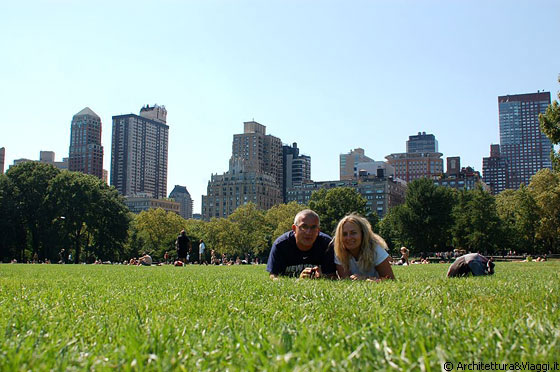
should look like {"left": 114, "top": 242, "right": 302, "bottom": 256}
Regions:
{"left": 333, "top": 214, "right": 395, "bottom": 281}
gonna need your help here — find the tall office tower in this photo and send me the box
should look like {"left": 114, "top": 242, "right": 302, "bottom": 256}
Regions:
{"left": 202, "top": 121, "right": 283, "bottom": 220}
{"left": 231, "top": 121, "right": 283, "bottom": 187}
{"left": 407, "top": 132, "right": 438, "bottom": 153}
{"left": 498, "top": 92, "right": 552, "bottom": 189}
{"left": 68, "top": 107, "right": 104, "bottom": 178}
{"left": 483, "top": 144, "right": 509, "bottom": 195}
{"left": 111, "top": 104, "right": 169, "bottom": 199}
{"left": 340, "top": 148, "right": 374, "bottom": 180}
{"left": 0, "top": 147, "right": 5, "bottom": 173}
{"left": 169, "top": 185, "right": 193, "bottom": 220}
{"left": 282, "top": 143, "right": 311, "bottom": 202}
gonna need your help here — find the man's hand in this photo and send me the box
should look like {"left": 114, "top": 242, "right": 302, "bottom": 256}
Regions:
{"left": 299, "top": 266, "right": 321, "bottom": 279}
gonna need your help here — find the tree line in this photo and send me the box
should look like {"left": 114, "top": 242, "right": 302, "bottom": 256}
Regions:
{"left": 1, "top": 161, "right": 559, "bottom": 263}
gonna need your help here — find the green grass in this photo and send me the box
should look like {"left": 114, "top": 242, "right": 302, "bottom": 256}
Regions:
{"left": 0, "top": 262, "right": 559, "bottom": 371}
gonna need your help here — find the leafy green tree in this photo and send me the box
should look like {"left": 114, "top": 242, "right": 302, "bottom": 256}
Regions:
{"left": 205, "top": 217, "right": 242, "bottom": 256}
{"left": 308, "top": 187, "right": 367, "bottom": 236}
{"left": 228, "top": 203, "right": 267, "bottom": 257}
{"left": 6, "top": 162, "right": 60, "bottom": 261}
{"left": 264, "top": 202, "right": 307, "bottom": 243}
{"left": 528, "top": 169, "right": 560, "bottom": 253}
{"left": 133, "top": 208, "right": 186, "bottom": 259}
{"left": 378, "top": 204, "right": 410, "bottom": 255}
{"left": 46, "top": 171, "right": 131, "bottom": 263}
{"left": 451, "top": 187, "right": 503, "bottom": 254}
{"left": 0, "top": 174, "right": 19, "bottom": 262}
{"left": 539, "top": 76, "right": 560, "bottom": 170}
{"left": 398, "top": 178, "right": 455, "bottom": 253}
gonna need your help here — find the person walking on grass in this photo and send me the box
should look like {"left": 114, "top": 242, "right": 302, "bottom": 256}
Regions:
{"left": 199, "top": 239, "right": 206, "bottom": 264}
{"left": 266, "top": 209, "right": 336, "bottom": 280}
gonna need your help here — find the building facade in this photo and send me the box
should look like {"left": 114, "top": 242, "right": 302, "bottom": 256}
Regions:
{"left": 498, "top": 92, "right": 552, "bottom": 189}
{"left": 12, "top": 151, "right": 68, "bottom": 170}
{"left": 339, "top": 148, "right": 374, "bottom": 180}
{"left": 482, "top": 144, "right": 509, "bottom": 195}
{"left": 407, "top": 132, "right": 438, "bottom": 153}
{"left": 202, "top": 121, "right": 284, "bottom": 220}
{"left": 124, "top": 195, "right": 180, "bottom": 215}
{"left": 68, "top": 107, "right": 104, "bottom": 179}
{"left": 385, "top": 152, "right": 443, "bottom": 183}
{"left": 110, "top": 104, "right": 169, "bottom": 199}
{"left": 286, "top": 175, "right": 406, "bottom": 218}
{"left": 0, "top": 147, "right": 5, "bottom": 173}
{"left": 434, "top": 157, "right": 487, "bottom": 191}
{"left": 169, "top": 185, "right": 193, "bottom": 220}
{"left": 282, "top": 142, "right": 311, "bottom": 202}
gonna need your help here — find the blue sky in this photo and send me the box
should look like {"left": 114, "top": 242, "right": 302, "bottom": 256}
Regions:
{"left": 1, "top": 0, "right": 559, "bottom": 213}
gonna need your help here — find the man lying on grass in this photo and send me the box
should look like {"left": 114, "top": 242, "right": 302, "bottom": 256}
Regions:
{"left": 267, "top": 209, "right": 337, "bottom": 280}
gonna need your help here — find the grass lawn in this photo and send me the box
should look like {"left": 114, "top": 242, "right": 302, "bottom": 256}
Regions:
{"left": 0, "top": 262, "right": 558, "bottom": 371}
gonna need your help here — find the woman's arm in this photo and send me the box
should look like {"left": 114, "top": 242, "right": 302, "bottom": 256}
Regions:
{"left": 336, "top": 264, "right": 349, "bottom": 279}
{"left": 374, "top": 257, "right": 395, "bottom": 280}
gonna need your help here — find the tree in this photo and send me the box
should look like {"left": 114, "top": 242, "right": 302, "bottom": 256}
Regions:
{"left": 264, "top": 202, "right": 307, "bottom": 243}
{"left": 228, "top": 203, "right": 267, "bottom": 257}
{"left": 46, "top": 171, "right": 131, "bottom": 263}
{"left": 528, "top": 169, "right": 560, "bottom": 253}
{"left": 0, "top": 174, "right": 20, "bottom": 262}
{"left": 398, "top": 178, "right": 455, "bottom": 253}
{"left": 133, "top": 208, "right": 186, "bottom": 259}
{"left": 378, "top": 204, "right": 410, "bottom": 255}
{"left": 6, "top": 162, "right": 60, "bottom": 261}
{"left": 539, "top": 76, "right": 560, "bottom": 170}
{"left": 451, "top": 187, "right": 503, "bottom": 255}
{"left": 308, "top": 187, "right": 367, "bottom": 236}
{"left": 205, "top": 217, "right": 242, "bottom": 256}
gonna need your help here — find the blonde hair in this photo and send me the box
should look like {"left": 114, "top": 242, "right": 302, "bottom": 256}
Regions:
{"left": 333, "top": 214, "right": 388, "bottom": 273}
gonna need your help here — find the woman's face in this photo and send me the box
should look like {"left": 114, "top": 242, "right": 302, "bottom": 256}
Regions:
{"left": 342, "top": 221, "right": 362, "bottom": 253}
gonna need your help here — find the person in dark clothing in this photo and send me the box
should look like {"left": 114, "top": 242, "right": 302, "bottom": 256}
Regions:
{"left": 175, "top": 230, "right": 190, "bottom": 264}
{"left": 267, "top": 209, "right": 336, "bottom": 280}
{"left": 447, "top": 253, "right": 495, "bottom": 277}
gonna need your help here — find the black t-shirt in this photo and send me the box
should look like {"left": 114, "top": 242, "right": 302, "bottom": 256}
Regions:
{"left": 176, "top": 235, "right": 190, "bottom": 255}
{"left": 266, "top": 231, "right": 335, "bottom": 277}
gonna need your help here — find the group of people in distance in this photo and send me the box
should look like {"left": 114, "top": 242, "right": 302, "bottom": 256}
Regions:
{"left": 267, "top": 209, "right": 496, "bottom": 280}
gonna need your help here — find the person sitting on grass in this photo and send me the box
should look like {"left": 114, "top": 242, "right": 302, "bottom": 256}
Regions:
{"left": 267, "top": 209, "right": 337, "bottom": 280}
{"left": 447, "top": 253, "right": 495, "bottom": 277}
{"left": 396, "top": 246, "right": 409, "bottom": 266}
{"left": 333, "top": 214, "right": 395, "bottom": 281}
{"left": 138, "top": 253, "right": 152, "bottom": 266}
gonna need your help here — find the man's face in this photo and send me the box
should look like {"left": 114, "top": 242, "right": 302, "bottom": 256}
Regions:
{"left": 292, "top": 214, "right": 320, "bottom": 251}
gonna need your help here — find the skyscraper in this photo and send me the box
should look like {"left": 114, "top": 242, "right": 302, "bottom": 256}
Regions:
{"left": 69, "top": 107, "right": 104, "bottom": 178}
{"left": 482, "top": 144, "right": 509, "bottom": 195}
{"left": 169, "top": 185, "right": 193, "bottom": 220}
{"left": 202, "top": 121, "right": 283, "bottom": 220}
{"left": 498, "top": 92, "right": 552, "bottom": 189}
{"left": 110, "top": 104, "right": 169, "bottom": 199}
{"left": 282, "top": 142, "right": 311, "bottom": 202}
{"left": 0, "top": 147, "right": 5, "bottom": 174}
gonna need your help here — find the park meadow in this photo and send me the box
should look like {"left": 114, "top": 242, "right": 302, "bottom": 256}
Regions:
{"left": 1, "top": 261, "right": 559, "bottom": 371}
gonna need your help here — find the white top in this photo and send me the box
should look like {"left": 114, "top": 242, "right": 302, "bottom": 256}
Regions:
{"left": 199, "top": 242, "right": 206, "bottom": 254}
{"left": 335, "top": 244, "right": 389, "bottom": 278}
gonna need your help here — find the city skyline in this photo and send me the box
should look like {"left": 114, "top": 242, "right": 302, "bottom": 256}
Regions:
{"left": 1, "top": 1, "right": 559, "bottom": 213}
